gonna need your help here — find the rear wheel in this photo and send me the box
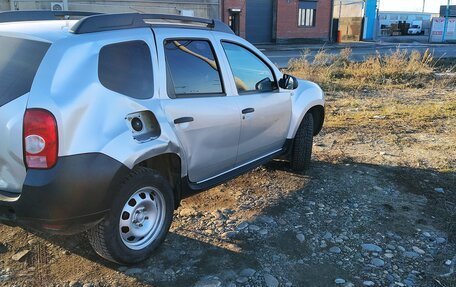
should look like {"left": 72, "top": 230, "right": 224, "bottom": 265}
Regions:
{"left": 290, "top": 113, "right": 314, "bottom": 172}
{"left": 88, "top": 167, "right": 174, "bottom": 264}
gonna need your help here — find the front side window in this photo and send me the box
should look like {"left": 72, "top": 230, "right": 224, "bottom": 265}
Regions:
{"left": 298, "top": 0, "right": 317, "bottom": 27}
{"left": 164, "top": 39, "right": 224, "bottom": 97}
{"left": 221, "top": 42, "right": 276, "bottom": 93}
{"left": 99, "top": 41, "right": 153, "bottom": 99}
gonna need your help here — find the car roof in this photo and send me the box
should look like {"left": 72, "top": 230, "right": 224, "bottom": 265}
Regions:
{"left": 0, "top": 20, "right": 219, "bottom": 43}
{"left": 0, "top": 12, "right": 234, "bottom": 42}
{"left": 0, "top": 20, "right": 78, "bottom": 42}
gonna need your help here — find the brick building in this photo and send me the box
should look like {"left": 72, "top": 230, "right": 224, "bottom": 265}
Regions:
{"left": 221, "top": 0, "right": 333, "bottom": 44}
{"left": 0, "top": 0, "right": 333, "bottom": 43}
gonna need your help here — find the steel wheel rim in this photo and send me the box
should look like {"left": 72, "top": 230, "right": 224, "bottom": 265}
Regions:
{"left": 119, "top": 186, "right": 166, "bottom": 250}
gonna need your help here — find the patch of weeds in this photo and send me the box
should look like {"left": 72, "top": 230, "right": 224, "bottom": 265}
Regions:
{"left": 285, "top": 48, "right": 446, "bottom": 91}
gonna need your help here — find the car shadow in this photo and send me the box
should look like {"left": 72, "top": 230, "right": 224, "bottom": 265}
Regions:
{"left": 26, "top": 159, "right": 455, "bottom": 287}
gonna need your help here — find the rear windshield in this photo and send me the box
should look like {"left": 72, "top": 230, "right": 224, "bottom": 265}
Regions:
{"left": 0, "top": 36, "right": 50, "bottom": 107}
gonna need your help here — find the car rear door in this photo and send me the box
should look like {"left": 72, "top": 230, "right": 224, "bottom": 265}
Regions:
{"left": 154, "top": 29, "right": 241, "bottom": 183}
{"left": 217, "top": 40, "right": 292, "bottom": 166}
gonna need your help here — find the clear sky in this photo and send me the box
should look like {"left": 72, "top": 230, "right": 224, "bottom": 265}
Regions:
{"left": 379, "top": 0, "right": 449, "bottom": 13}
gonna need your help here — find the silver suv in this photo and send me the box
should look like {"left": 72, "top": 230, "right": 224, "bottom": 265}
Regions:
{"left": 0, "top": 11, "right": 325, "bottom": 264}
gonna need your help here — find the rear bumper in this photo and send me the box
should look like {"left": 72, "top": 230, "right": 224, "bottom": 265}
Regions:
{"left": 0, "top": 153, "right": 129, "bottom": 235}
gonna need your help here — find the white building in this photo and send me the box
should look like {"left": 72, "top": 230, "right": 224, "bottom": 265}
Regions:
{"left": 378, "top": 11, "right": 432, "bottom": 27}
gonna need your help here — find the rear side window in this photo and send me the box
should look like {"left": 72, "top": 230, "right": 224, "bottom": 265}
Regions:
{"left": 164, "top": 39, "right": 224, "bottom": 98}
{"left": 98, "top": 41, "right": 153, "bottom": 99}
{"left": 0, "top": 36, "right": 50, "bottom": 107}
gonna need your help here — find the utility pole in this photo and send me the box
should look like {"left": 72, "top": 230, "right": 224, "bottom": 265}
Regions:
{"left": 422, "top": 0, "right": 425, "bottom": 13}
{"left": 442, "top": 0, "right": 450, "bottom": 42}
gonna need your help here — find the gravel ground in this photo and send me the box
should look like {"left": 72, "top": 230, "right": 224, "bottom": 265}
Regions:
{"left": 0, "top": 86, "right": 454, "bottom": 287}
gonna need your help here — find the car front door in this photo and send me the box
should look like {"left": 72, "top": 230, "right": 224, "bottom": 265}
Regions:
{"left": 219, "top": 41, "right": 292, "bottom": 166}
{"left": 155, "top": 31, "right": 241, "bottom": 183}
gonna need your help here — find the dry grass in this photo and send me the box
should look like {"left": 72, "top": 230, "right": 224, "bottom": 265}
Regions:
{"left": 289, "top": 49, "right": 456, "bottom": 244}
{"left": 286, "top": 48, "right": 456, "bottom": 173}
{"left": 286, "top": 48, "right": 455, "bottom": 91}
{"left": 325, "top": 90, "right": 456, "bottom": 138}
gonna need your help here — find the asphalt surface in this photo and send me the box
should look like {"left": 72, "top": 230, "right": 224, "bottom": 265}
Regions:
{"left": 260, "top": 43, "right": 456, "bottom": 68}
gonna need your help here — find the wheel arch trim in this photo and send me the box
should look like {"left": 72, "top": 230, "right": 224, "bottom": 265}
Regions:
{"left": 287, "top": 79, "right": 325, "bottom": 139}
{"left": 133, "top": 152, "right": 183, "bottom": 209}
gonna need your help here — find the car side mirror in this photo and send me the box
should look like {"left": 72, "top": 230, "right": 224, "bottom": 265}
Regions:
{"left": 279, "top": 74, "right": 299, "bottom": 90}
{"left": 255, "top": 77, "right": 274, "bottom": 91}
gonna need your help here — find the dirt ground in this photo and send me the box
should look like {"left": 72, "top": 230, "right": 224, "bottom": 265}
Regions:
{"left": 0, "top": 76, "right": 455, "bottom": 286}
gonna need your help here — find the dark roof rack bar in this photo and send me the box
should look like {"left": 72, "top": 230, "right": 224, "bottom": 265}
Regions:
{"left": 142, "top": 14, "right": 234, "bottom": 34}
{"left": 0, "top": 10, "right": 101, "bottom": 23}
{"left": 70, "top": 13, "right": 149, "bottom": 34}
{"left": 0, "top": 11, "right": 234, "bottom": 35}
{"left": 142, "top": 14, "right": 215, "bottom": 27}
{"left": 70, "top": 13, "right": 234, "bottom": 35}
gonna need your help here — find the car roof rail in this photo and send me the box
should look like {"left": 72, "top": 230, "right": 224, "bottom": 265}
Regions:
{"left": 70, "top": 13, "right": 148, "bottom": 34}
{"left": 70, "top": 13, "right": 234, "bottom": 35}
{"left": 0, "top": 10, "right": 101, "bottom": 23}
{"left": 143, "top": 14, "right": 234, "bottom": 34}
{"left": 0, "top": 11, "right": 235, "bottom": 35}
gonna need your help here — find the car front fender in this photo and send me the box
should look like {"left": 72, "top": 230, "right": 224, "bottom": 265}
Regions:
{"left": 287, "top": 79, "right": 325, "bottom": 139}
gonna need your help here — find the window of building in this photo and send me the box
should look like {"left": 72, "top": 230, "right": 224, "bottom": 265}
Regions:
{"left": 298, "top": 0, "right": 317, "bottom": 27}
{"left": 164, "top": 39, "right": 224, "bottom": 97}
{"left": 221, "top": 42, "right": 276, "bottom": 93}
{"left": 99, "top": 41, "right": 153, "bottom": 99}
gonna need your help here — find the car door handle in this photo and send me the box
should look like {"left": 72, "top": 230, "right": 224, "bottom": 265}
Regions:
{"left": 242, "top": 108, "right": 255, "bottom": 114}
{"left": 174, "top": 117, "right": 194, "bottom": 124}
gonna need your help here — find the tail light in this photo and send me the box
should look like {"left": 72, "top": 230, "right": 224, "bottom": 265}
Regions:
{"left": 23, "top": 109, "right": 58, "bottom": 169}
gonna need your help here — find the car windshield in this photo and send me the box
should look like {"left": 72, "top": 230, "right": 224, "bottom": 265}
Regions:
{"left": 411, "top": 25, "right": 419, "bottom": 28}
{"left": 0, "top": 36, "right": 50, "bottom": 107}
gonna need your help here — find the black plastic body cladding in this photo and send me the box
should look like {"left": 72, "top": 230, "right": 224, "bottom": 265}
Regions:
{"left": 0, "top": 153, "right": 130, "bottom": 234}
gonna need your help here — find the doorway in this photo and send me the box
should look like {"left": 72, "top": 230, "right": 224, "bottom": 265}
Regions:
{"left": 228, "top": 9, "right": 241, "bottom": 36}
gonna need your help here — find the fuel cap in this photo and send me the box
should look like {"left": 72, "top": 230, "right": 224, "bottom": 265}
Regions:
{"left": 131, "top": 117, "right": 143, "bottom": 132}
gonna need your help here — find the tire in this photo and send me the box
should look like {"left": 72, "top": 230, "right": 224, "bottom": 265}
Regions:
{"left": 88, "top": 167, "right": 174, "bottom": 264}
{"left": 290, "top": 112, "right": 314, "bottom": 172}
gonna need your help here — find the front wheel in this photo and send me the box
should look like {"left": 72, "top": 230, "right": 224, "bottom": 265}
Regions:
{"left": 290, "top": 113, "right": 314, "bottom": 172}
{"left": 88, "top": 167, "right": 174, "bottom": 264}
